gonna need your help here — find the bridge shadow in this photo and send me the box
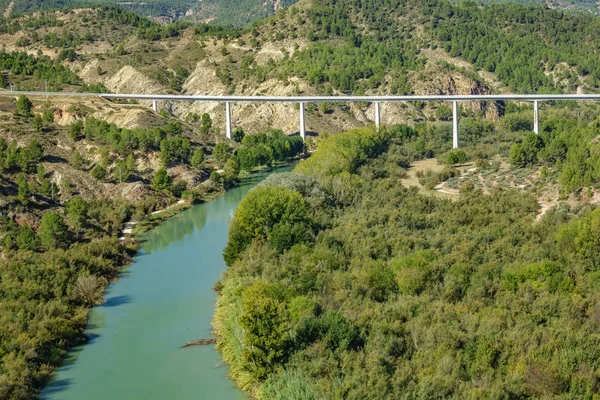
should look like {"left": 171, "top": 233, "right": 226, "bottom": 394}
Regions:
{"left": 102, "top": 295, "right": 133, "bottom": 307}
{"left": 292, "top": 130, "right": 317, "bottom": 138}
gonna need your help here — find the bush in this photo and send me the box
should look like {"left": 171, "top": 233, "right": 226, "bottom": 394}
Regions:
{"left": 446, "top": 149, "right": 468, "bottom": 166}
{"left": 16, "top": 95, "right": 32, "bottom": 117}
{"left": 152, "top": 168, "right": 172, "bottom": 191}
{"left": 224, "top": 186, "right": 311, "bottom": 265}
{"left": 90, "top": 164, "right": 107, "bottom": 181}
{"left": 39, "top": 211, "right": 69, "bottom": 249}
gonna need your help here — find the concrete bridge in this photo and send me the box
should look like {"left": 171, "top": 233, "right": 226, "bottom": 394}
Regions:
{"left": 8, "top": 91, "right": 600, "bottom": 148}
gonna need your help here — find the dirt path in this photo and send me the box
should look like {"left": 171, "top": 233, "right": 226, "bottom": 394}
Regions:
{"left": 119, "top": 199, "right": 186, "bottom": 240}
{"left": 151, "top": 199, "right": 185, "bottom": 215}
{"left": 536, "top": 201, "right": 551, "bottom": 221}
{"left": 3, "top": 1, "right": 13, "bottom": 18}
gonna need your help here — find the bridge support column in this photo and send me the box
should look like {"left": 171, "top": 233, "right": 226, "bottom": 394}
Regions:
{"left": 225, "top": 101, "right": 232, "bottom": 140}
{"left": 452, "top": 101, "right": 459, "bottom": 148}
{"left": 152, "top": 100, "right": 158, "bottom": 113}
{"left": 534, "top": 100, "right": 539, "bottom": 134}
{"left": 375, "top": 101, "right": 381, "bottom": 131}
{"left": 300, "top": 102, "right": 306, "bottom": 141}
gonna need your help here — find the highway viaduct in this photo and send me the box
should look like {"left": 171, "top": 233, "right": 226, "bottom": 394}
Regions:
{"left": 6, "top": 91, "right": 600, "bottom": 148}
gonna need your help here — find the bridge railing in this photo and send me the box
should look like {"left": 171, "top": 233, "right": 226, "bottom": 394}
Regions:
{"left": 5, "top": 91, "right": 600, "bottom": 147}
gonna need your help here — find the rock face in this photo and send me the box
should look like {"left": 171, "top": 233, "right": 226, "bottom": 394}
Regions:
{"left": 105, "top": 66, "right": 169, "bottom": 108}
{"left": 410, "top": 64, "right": 501, "bottom": 119}
{"left": 76, "top": 39, "right": 504, "bottom": 135}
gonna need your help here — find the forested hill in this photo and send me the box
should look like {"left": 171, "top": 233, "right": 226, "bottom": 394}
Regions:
{"left": 471, "top": 0, "right": 599, "bottom": 14}
{"left": 267, "top": 0, "right": 600, "bottom": 93}
{"left": 1, "top": 0, "right": 600, "bottom": 133}
{"left": 1, "top": 0, "right": 297, "bottom": 27}
{"left": 4, "top": 0, "right": 600, "bottom": 27}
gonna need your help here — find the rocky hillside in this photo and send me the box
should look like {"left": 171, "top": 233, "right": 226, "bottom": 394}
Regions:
{"left": 474, "top": 0, "right": 599, "bottom": 14}
{"left": 1, "top": 0, "right": 299, "bottom": 27}
{"left": 0, "top": 0, "right": 599, "bottom": 206}
{"left": 0, "top": 4, "right": 508, "bottom": 135}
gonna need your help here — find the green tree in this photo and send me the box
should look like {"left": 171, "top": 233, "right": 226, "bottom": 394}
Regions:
{"left": 69, "top": 120, "right": 83, "bottom": 141}
{"left": 200, "top": 113, "right": 212, "bottom": 135}
{"left": 213, "top": 143, "right": 232, "bottom": 167}
{"left": 66, "top": 196, "right": 88, "bottom": 229}
{"left": 71, "top": 151, "right": 85, "bottom": 169}
{"left": 90, "top": 164, "right": 107, "bottom": 181}
{"left": 43, "top": 110, "right": 54, "bottom": 123}
{"left": 32, "top": 114, "right": 43, "bottom": 132}
{"left": 191, "top": 148, "right": 205, "bottom": 170}
{"left": 36, "top": 164, "right": 46, "bottom": 180}
{"left": 510, "top": 133, "right": 543, "bottom": 167}
{"left": 16, "top": 224, "right": 38, "bottom": 251}
{"left": 224, "top": 186, "right": 311, "bottom": 265}
{"left": 62, "top": 178, "right": 73, "bottom": 197}
{"left": 125, "top": 153, "right": 136, "bottom": 175}
{"left": 446, "top": 150, "right": 468, "bottom": 166}
{"left": 114, "top": 159, "right": 131, "bottom": 183}
{"left": 16, "top": 95, "right": 32, "bottom": 117}
{"left": 232, "top": 127, "right": 245, "bottom": 143}
{"left": 153, "top": 168, "right": 172, "bottom": 191}
{"left": 16, "top": 174, "right": 30, "bottom": 205}
{"left": 39, "top": 211, "right": 69, "bottom": 249}
{"left": 240, "top": 281, "right": 292, "bottom": 380}
{"left": 436, "top": 105, "right": 453, "bottom": 121}
{"left": 19, "top": 139, "right": 44, "bottom": 172}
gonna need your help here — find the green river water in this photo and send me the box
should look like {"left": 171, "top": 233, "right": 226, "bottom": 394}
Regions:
{"left": 41, "top": 166, "right": 293, "bottom": 400}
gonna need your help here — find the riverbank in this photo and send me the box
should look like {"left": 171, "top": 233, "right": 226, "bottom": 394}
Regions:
{"left": 41, "top": 165, "right": 295, "bottom": 400}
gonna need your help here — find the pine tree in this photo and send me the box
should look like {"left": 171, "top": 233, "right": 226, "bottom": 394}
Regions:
{"left": 39, "top": 211, "right": 69, "bottom": 249}
{"left": 16, "top": 174, "right": 30, "bottom": 205}
{"left": 191, "top": 148, "right": 205, "bottom": 170}
{"left": 153, "top": 168, "right": 172, "bottom": 191}
{"left": 16, "top": 95, "right": 32, "bottom": 117}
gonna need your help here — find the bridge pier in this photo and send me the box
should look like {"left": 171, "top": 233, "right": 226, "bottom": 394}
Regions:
{"left": 375, "top": 101, "right": 381, "bottom": 131}
{"left": 225, "top": 101, "right": 232, "bottom": 140}
{"left": 299, "top": 102, "right": 306, "bottom": 141}
{"left": 152, "top": 100, "right": 158, "bottom": 113}
{"left": 534, "top": 100, "right": 539, "bottom": 134}
{"left": 452, "top": 101, "right": 459, "bottom": 148}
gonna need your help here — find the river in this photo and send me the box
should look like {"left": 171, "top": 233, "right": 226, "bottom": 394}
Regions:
{"left": 41, "top": 166, "right": 293, "bottom": 400}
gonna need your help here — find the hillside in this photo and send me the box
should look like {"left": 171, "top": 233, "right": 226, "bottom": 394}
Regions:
{"left": 4, "top": 0, "right": 600, "bottom": 397}
{"left": 4, "top": 0, "right": 600, "bottom": 137}
{"left": 3, "top": 0, "right": 600, "bottom": 27}
{"left": 473, "top": 0, "right": 600, "bottom": 14}
{"left": 0, "top": 0, "right": 296, "bottom": 27}
{"left": 216, "top": 104, "right": 600, "bottom": 399}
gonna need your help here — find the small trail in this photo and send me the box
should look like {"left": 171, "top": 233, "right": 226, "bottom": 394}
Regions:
{"left": 151, "top": 199, "right": 185, "bottom": 215}
{"left": 536, "top": 201, "right": 551, "bottom": 221}
{"left": 3, "top": 1, "right": 13, "bottom": 18}
{"left": 119, "top": 199, "right": 186, "bottom": 240}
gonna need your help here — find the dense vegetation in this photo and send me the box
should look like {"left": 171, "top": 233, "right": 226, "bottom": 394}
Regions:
{"left": 0, "top": 147, "right": 140, "bottom": 398}
{"left": 8, "top": 0, "right": 196, "bottom": 19}
{"left": 216, "top": 107, "right": 600, "bottom": 398}
{"left": 473, "top": 0, "right": 599, "bottom": 14}
{"left": 202, "top": 0, "right": 298, "bottom": 28}
{"left": 424, "top": 0, "right": 600, "bottom": 92}
{"left": 0, "top": 94, "right": 249, "bottom": 397}
{"left": 5, "top": 0, "right": 293, "bottom": 27}
{"left": 507, "top": 111, "right": 600, "bottom": 192}
{"left": 220, "top": 0, "right": 597, "bottom": 95}
{"left": 235, "top": 129, "right": 305, "bottom": 171}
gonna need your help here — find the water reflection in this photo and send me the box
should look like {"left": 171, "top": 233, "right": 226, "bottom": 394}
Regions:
{"left": 140, "top": 166, "right": 294, "bottom": 254}
{"left": 141, "top": 203, "right": 209, "bottom": 253}
{"left": 40, "top": 164, "right": 295, "bottom": 400}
